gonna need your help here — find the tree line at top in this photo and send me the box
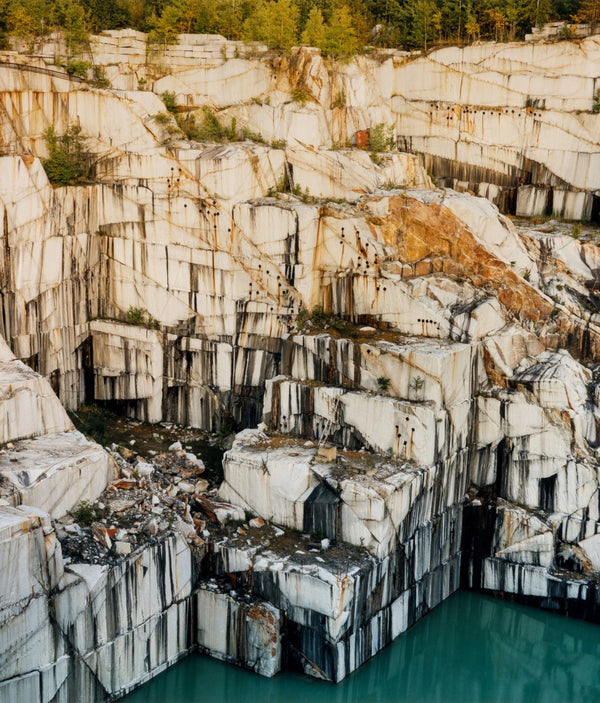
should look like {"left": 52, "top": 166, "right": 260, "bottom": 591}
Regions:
{"left": 2, "top": 0, "right": 599, "bottom": 56}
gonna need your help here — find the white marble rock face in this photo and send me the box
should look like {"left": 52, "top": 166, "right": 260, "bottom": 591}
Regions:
{"left": 1, "top": 28, "right": 600, "bottom": 701}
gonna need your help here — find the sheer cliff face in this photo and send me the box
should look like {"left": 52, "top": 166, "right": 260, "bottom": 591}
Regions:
{"left": 2, "top": 32, "right": 600, "bottom": 698}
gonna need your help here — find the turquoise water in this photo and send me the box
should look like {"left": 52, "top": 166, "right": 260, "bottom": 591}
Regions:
{"left": 122, "top": 591, "right": 600, "bottom": 703}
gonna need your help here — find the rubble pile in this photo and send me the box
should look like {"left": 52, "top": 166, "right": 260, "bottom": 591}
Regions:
{"left": 57, "top": 444, "right": 235, "bottom": 564}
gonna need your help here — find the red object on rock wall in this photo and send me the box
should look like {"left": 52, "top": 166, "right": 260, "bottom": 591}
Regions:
{"left": 355, "top": 129, "right": 370, "bottom": 149}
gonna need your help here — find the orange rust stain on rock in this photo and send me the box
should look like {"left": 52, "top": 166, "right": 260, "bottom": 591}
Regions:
{"left": 382, "top": 195, "right": 554, "bottom": 325}
{"left": 482, "top": 347, "right": 508, "bottom": 388}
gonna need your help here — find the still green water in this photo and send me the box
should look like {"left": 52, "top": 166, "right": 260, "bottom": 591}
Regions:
{"left": 122, "top": 591, "right": 600, "bottom": 703}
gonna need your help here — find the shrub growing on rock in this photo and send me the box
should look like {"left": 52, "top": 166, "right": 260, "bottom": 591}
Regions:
{"left": 42, "top": 124, "right": 90, "bottom": 186}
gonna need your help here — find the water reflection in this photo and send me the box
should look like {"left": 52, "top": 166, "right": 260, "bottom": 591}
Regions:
{"left": 123, "top": 591, "right": 600, "bottom": 703}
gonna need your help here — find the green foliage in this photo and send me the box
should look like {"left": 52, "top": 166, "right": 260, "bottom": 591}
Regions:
{"left": 0, "top": 0, "right": 584, "bottom": 60}
{"left": 66, "top": 59, "right": 90, "bottom": 77}
{"left": 60, "top": 0, "right": 89, "bottom": 56}
{"left": 407, "top": 0, "right": 441, "bottom": 50}
{"left": 73, "top": 499, "right": 96, "bottom": 526}
{"left": 6, "top": 0, "right": 53, "bottom": 44}
{"left": 296, "top": 305, "right": 367, "bottom": 336}
{"left": 42, "top": 124, "right": 90, "bottom": 186}
{"left": 321, "top": 4, "right": 360, "bottom": 56}
{"left": 161, "top": 90, "right": 177, "bottom": 113}
{"left": 243, "top": 0, "right": 299, "bottom": 50}
{"left": 241, "top": 127, "right": 265, "bottom": 143}
{"left": 225, "top": 116, "right": 237, "bottom": 140}
{"left": 92, "top": 65, "right": 110, "bottom": 87}
{"left": 296, "top": 305, "right": 329, "bottom": 329}
{"left": 196, "top": 106, "right": 224, "bottom": 140}
{"left": 153, "top": 111, "right": 171, "bottom": 124}
{"left": 301, "top": 5, "right": 325, "bottom": 46}
{"left": 557, "top": 22, "right": 574, "bottom": 39}
{"left": 125, "top": 306, "right": 160, "bottom": 329}
{"left": 593, "top": 90, "right": 600, "bottom": 114}
{"left": 218, "top": 415, "right": 237, "bottom": 437}
{"left": 185, "top": 106, "right": 229, "bottom": 141}
{"left": 125, "top": 306, "right": 145, "bottom": 325}
{"left": 68, "top": 404, "right": 116, "bottom": 444}
{"left": 575, "top": 0, "right": 600, "bottom": 30}
{"left": 376, "top": 376, "right": 391, "bottom": 392}
{"left": 410, "top": 375, "right": 425, "bottom": 394}
{"left": 147, "top": 5, "right": 180, "bottom": 46}
{"left": 369, "top": 123, "right": 395, "bottom": 153}
{"left": 291, "top": 86, "right": 309, "bottom": 104}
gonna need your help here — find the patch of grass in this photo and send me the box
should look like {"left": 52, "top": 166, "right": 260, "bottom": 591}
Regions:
{"left": 291, "top": 87, "right": 309, "bottom": 104}
{"left": 331, "top": 139, "right": 353, "bottom": 150}
{"left": 177, "top": 107, "right": 237, "bottom": 143}
{"left": 241, "top": 127, "right": 265, "bottom": 143}
{"left": 125, "top": 306, "right": 160, "bottom": 330}
{"left": 152, "top": 112, "right": 171, "bottom": 125}
{"left": 296, "top": 305, "right": 361, "bottom": 337}
{"left": 291, "top": 184, "right": 317, "bottom": 203}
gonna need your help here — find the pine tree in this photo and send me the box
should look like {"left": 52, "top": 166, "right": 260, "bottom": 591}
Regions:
{"left": 243, "top": 0, "right": 299, "bottom": 50}
{"left": 301, "top": 5, "right": 325, "bottom": 47}
{"left": 321, "top": 4, "right": 360, "bottom": 57}
{"left": 59, "top": 0, "right": 89, "bottom": 56}
{"left": 148, "top": 5, "right": 180, "bottom": 45}
{"left": 409, "top": 0, "right": 439, "bottom": 51}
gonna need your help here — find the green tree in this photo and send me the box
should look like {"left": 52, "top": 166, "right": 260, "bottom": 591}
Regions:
{"left": 214, "top": 0, "right": 253, "bottom": 39}
{"left": 80, "top": 0, "right": 131, "bottom": 32}
{"left": 58, "top": 0, "right": 89, "bottom": 56}
{"left": 243, "top": 0, "right": 299, "bottom": 50}
{"left": 524, "top": 0, "right": 554, "bottom": 27}
{"left": 7, "top": 0, "right": 53, "bottom": 44}
{"left": 321, "top": 4, "right": 360, "bottom": 56}
{"left": 503, "top": 0, "right": 523, "bottom": 40}
{"left": 409, "top": 0, "right": 440, "bottom": 50}
{"left": 148, "top": 4, "right": 179, "bottom": 45}
{"left": 301, "top": 5, "right": 325, "bottom": 46}
{"left": 157, "top": 0, "right": 218, "bottom": 34}
{"left": 575, "top": 0, "right": 600, "bottom": 31}
{"left": 42, "top": 124, "right": 90, "bottom": 186}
